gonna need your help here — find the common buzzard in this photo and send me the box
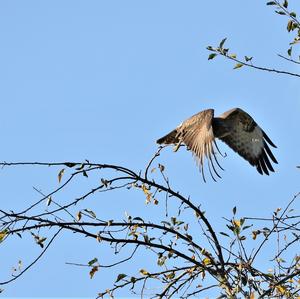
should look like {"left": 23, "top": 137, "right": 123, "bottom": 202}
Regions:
{"left": 156, "top": 108, "right": 278, "bottom": 181}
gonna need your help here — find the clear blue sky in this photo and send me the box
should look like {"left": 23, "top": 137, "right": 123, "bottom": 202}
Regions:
{"left": 0, "top": 0, "right": 300, "bottom": 297}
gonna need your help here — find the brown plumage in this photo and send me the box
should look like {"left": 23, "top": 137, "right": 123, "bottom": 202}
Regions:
{"left": 156, "top": 108, "right": 278, "bottom": 181}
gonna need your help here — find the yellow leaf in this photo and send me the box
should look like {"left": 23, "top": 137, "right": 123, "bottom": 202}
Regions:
{"left": 233, "top": 63, "right": 243, "bottom": 69}
{"left": 229, "top": 54, "right": 237, "bottom": 58}
{"left": 58, "top": 168, "right": 65, "bottom": 183}
{"left": 203, "top": 257, "right": 211, "bottom": 265}
{"left": 275, "top": 207, "right": 282, "bottom": 213}
{"left": 250, "top": 292, "right": 255, "bottom": 299}
{"left": 233, "top": 219, "right": 241, "bottom": 227}
{"left": 76, "top": 211, "right": 82, "bottom": 221}
{"left": 139, "top": 269, "right": 149, "bottom": 276}
{"left": 165, "top": 272, "right": 175, "bottom": 279}
{"left": 276, "top": 285, "right": 286, "bottom": 294}
{"left": 89, "top": 266, "right": 98, "bottom": 279}
{"left": 142, "top": 184, "right": 150, "bottom": 195}
{"left": 252, "top": 230, "right": 260, "bottom": 240}
{"left": 145, "top": 193, "right": 151, "bottom": 204}
{"left": 0, "top": 230, "right": 8, "bottom": 243}
{"left": 287, "top": 20, "right": 293, "bottom": 32}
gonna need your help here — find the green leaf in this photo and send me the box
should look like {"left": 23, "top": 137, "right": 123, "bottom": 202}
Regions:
{"left": 185, "top": 233, "right": 193, "bottom": 241}
{"left": 158, "top": 163, "right": 165, "bottom": 172}
{"left": 221, "top": 48, "right": 229, "bottom": 55}
{"left": 171, "top": 217, "right": 177, "bottom": 225}
{"left": 88, "top": 258, "right": 98, "bottom": 266}
{"left": 275, "top": 10, "right": 286, "bottom": 15}
{"left": 242, "top": 225, "right": 253, "bottom": 231}
{"left": 132, "top": 216, "right": 144, "bottom": 222}
{"left": 287, "top": 46, "right": 292, "bottom": 56}
{"left": 101, "top": 178, "right": 109, "bottom": 187}
{"left": 240, "top": 217, "right": 245, "bottom": 226}
{"left": 287, "top": 20, "right": 293, "bottom": 32}
{"left": 233, "top": 206, "right": 237, "bottom": 215}
{"left": 290, "top": 12, "right": 297, "bottom": 18}
{"left": 116, "top": 273, "right": 127, "bottom": 283}
{"left": 46, "top": 196, "right": 52, "bottom": 206}
{"left": 283, "top": 0, "right": 288, "bottom": 8}
{"left": 84, "top": 209, "right": 97, "bottom": 218}
{"left": 245, "top": 56, "right": 253, "bottom": 62}
{"left": 37, "top": 237, "right": 47, "bottom": 248}
{"left": 75, "top": 164, "right": 85, "bottom": 170}
{"left": 266, "top": 1, "right": 276, "bottom": 5}
{"left": 143, "top": 234, "right": 149, "bottom": 243}
{"left": 157, "top": 255, "right": 167, "bottom": 266}
{"left": 64, "top": 162, "right": 76, "bottom": 168}
{"left": 290, "top": 37, "right": 300, "bottom": 45}
{"left": 229, "top": 53, "right": 237, "bottom": 58}
{"left": 220, "top": 232, "right": 230, "bottom": 237}
{"left": 233, "top": 63, "right": 243, "bottom": 69}
{"left": 208, "top": 53, "right": 218, "bottom": 60}
{"left": 219, "top": 37, "right": 227, "bottom": 49}
{"left": 161, "top": 220, "right": 170, "bottom": 226}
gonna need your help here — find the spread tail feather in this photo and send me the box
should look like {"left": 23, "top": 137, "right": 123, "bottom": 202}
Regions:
{"left": 156, "top": 129, "right": 179, "bottom": 145}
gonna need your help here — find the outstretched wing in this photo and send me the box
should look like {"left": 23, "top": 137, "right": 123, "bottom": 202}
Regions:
{"left": 217, "top": 108, "right": 278, "bottom": 175}
{"left": 157, "top": 109, "right": 224, "bottom": 181}
{"left": 178, "top": 109, "right": 224, "bottom": 181}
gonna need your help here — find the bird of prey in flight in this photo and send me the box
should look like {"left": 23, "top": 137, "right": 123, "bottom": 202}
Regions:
{"left": 156, "top": 108, "right": 277, "bottom": 182}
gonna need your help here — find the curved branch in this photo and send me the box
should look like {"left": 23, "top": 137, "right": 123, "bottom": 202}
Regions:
{"left": 0, "top": 228, "right": 62, "bottom": 285}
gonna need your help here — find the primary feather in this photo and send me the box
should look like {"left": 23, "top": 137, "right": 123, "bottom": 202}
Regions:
{"left": 156, "top": 108, "right": 277, "bottom": 181}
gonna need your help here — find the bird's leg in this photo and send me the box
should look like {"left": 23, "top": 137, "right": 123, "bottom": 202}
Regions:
{"left": 173, "top": 141, "right": 182, "bottom": 152}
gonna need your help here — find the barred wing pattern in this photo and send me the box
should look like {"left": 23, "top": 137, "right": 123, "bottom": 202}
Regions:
{"left": 218, "top": 108, "right": 278, "bottom": 175}
{"left": 157, "top": 109, "right": 224, "bottom": 182}
{"left": 178, "top": 109, "right": 224, "bottom": 182}
{"left": 156, "top": 107, "right": 278, "bottom": 181}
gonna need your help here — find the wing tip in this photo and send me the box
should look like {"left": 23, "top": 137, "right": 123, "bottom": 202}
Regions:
{"left": 263, "top": 130, "right": 277, "bottom": 148}
{"left": 156, "top": 129, "right": 178, "bottom": 145}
